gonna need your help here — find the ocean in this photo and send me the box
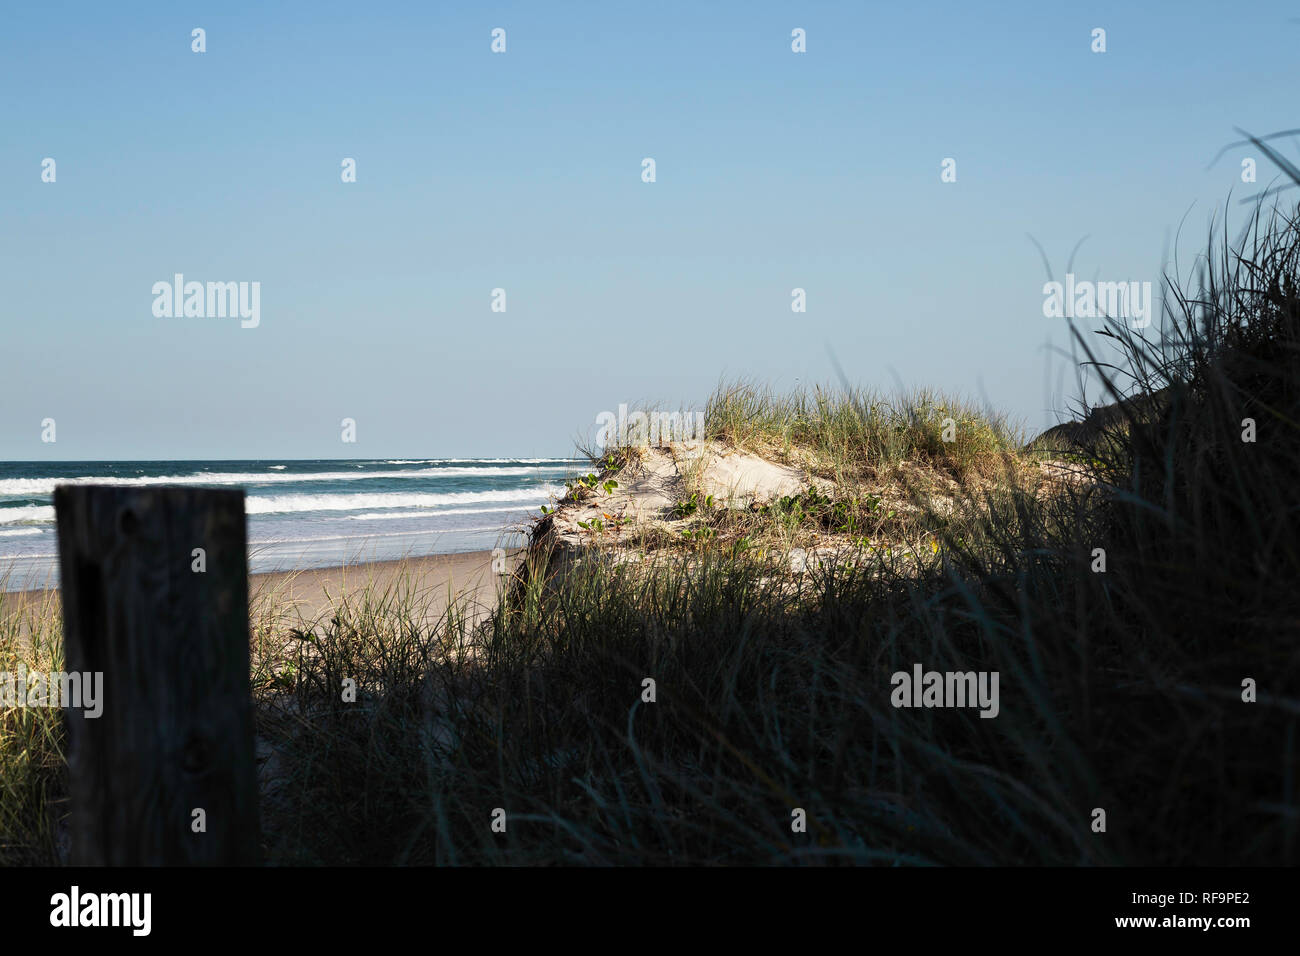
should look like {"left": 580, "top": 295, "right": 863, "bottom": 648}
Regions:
{"left": 0, "top": 458, "right": 578, "bottom": 591}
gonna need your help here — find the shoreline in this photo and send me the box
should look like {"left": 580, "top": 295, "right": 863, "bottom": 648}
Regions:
{"left": 1, "top": 548, "right": 523, "bottom": 625}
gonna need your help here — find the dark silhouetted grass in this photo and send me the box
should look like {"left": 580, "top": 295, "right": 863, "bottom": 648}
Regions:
{"left": 4, "top": 162, "right": 1297, "bottom": 867}
{"left": 248, "top": 184, "right": 1298, "bottom": 864}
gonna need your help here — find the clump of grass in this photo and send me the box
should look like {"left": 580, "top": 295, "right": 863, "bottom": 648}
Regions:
{"left": 6, "top": 148, "right": 1298, "bottom": 868}
{"left": 0, "top": 585, "right": 67, "bottom": 866}
{"left": 249, "top": 182, "right": 1298, "bottom": 865}
{"left": 704, "top": 382, "right": 1024, "bottom": 483}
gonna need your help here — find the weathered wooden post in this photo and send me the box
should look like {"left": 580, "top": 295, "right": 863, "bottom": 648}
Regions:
{"left": 54, "top": 486, "right": 259, "bottom": 865}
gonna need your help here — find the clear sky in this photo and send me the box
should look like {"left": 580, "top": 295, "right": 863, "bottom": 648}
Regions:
{"left": 2, "top": 1, "right": 1297, "bottom": 459}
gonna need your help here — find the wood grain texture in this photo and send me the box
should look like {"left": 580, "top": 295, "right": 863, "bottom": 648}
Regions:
{"left": 54, "top": 486, "right": 259, "bottom": 865}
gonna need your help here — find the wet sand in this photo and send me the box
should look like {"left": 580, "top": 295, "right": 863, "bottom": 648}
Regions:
{"left": 1, "top": 549, "right": 522, "bottom": 629}
{"left": 248, "top": 549, "right": 520, "bottom": 623}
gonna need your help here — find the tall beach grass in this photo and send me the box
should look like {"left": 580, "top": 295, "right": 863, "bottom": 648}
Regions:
{"left": 2, "top": 152, "right": 1297, "bottom": 865}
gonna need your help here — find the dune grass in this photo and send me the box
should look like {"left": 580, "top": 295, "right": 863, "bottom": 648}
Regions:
{"left": 241, "top": 181, "right": 1297, "bottom": 865}
{"left": 703, "top": 382, "right": 1026, "bottom": 484}
{"left": 0, "top": 587, "right": 66, "bottom": 865}
{"left": 2, "top": 167, "right": 1297, "bottom": 865}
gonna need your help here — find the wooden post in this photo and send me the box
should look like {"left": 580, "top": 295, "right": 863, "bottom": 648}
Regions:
{"left": 54, "top": 486, "right": 259, "bottom": 865}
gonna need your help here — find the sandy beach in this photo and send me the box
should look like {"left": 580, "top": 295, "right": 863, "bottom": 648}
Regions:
{"left": 248, "top": 549, "right": 521, "bottom": 624}
{"left": 1, "top": 548, "right": 522, "bottom": 630}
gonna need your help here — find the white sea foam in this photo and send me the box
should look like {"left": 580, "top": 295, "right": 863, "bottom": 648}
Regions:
{"left": 250, "top": 525, "right": 515, "bottom": 545}
{"left": 385, "top": 458, "right": 575, "bottom": 465}
{"left": 0, "top": 528, "right": 44, "bottom": 538}
{"left": 348, "top": 505, "right": 533, "bottom": 521}
{"left": 0, "top": 506, "right": 53, "bottom": 525}
{"left": 0, "top": 466, "right": 570, "bottom": 497}
{"left": 244, "top": 487, "right": 560, "bottom": 516}
{"left": 0, "top": 486, "right": 556, "bottom": 525}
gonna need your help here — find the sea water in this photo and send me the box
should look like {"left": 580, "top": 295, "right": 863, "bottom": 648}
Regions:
{"left": 0, "top": 458, "right": 577, "bottom": 590}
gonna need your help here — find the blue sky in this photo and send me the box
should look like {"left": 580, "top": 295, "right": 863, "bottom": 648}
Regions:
{"left": 2, "top": 1, "right": 1297, "bottom": 459}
